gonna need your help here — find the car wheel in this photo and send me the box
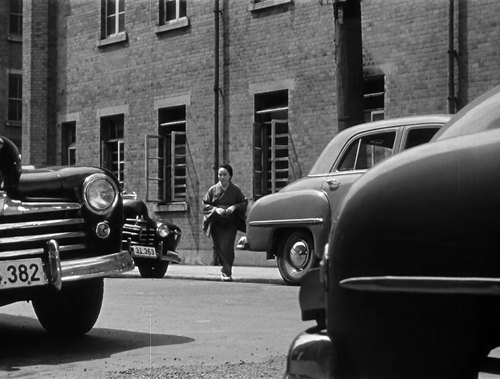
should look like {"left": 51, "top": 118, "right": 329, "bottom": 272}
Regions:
{"left": 32, "top": 278, "right": 104, "bottom": 337}
{"left": 137, "top": 261, "right": 169, "bottom": 278}
{"left": 277, "top": 231, "right": 316, "bottom": 285}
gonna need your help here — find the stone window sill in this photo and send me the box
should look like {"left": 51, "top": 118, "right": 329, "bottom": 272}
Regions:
{"left": 154, "top": 202, "right": 189, "bottom": 213}
{"left": 98, "top": 32, "right": 128, "bottom": 48}
{"left": 155, "top": 17, "right": 190, "bottom": 35}
{"left": 249, "top": 0, "right": 292, "bottom": 12}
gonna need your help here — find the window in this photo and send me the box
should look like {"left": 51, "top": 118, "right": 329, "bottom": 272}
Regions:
{"left": 61, "top": 122, "right": 76, "bottom": 166}
{"left": 146, "top": 106, "right": 186, "bottom": 203}
{"left": 337, "top": 131, "right": 396, "bottom": 171}
{"left": 9, "top": 0, "right": 22, "bottom": 36}
{"left": 104, "top": 0, "right": 125, "bottom": 37}
{"left": 159, "top": 0, "right": 186, "bottom": 25}
{"left": 364, "top": 75, "right": 385, "bottom": 122}
{"left": 101, "top": 115, "right": 125, "bottom": 187}
{"left": 403, "top": 126, "right": 441, "bottom": 150}
{"left": 253, "top": 90, "right": 289, "bottom": 199}
{"left": 8, "top": 73, "right": 22, "bottom": 123}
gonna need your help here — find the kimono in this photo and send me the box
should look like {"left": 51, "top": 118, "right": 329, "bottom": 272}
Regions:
{"left": 202, "top": 181, "right": 248, "bottom": 276}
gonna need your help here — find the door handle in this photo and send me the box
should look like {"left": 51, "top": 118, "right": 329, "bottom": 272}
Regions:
{"left": 326, "top": 178, "right": 340, "bottom": 190}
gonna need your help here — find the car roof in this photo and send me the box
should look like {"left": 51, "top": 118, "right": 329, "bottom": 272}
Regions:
{"left": 309, "top": 114, "right": 451, "bottom": 176}
{"left": 433, "top": 84, "right": 500, "bottom": 141}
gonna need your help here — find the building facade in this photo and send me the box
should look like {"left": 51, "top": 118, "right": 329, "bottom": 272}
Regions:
{"left": 2, "top": 0, "right": 500, "bottom": 263}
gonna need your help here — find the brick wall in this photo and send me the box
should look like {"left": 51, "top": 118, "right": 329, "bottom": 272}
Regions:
{"left": 19, "top": 0, "right": 500, "bottom": 263}
{"left": 0, "top": 0, "right": 23, "bottom": 146}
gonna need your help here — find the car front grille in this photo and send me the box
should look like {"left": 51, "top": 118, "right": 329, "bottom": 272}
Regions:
{"left": 122, "top": 217, "right": 156, "bottom": 248}
{"left": 0, "top": 200, "right": 88, "bottom": 261}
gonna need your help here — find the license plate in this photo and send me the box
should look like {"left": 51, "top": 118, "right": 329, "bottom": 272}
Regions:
{"left": 0, "top": 258, "right": 47, "bottom": 289}
{"left": 131, "top": 246, "right": 157, "bottom": 258}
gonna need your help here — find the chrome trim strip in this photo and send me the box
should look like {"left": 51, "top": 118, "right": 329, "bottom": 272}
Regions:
{"left": 3, "top": 201, "right": 81, "bottom": 216}
{"left": 0, "top": 218, "right": 84, "bottom": 231}
{"left": 340, "top": 276, "right": 500, "bottom": 295}
{"left": 249, "top": 218, "right": 324, "bottom": 227}
{"left": 61, "top": 250, "right": 135, "bottom": 282}
{"left": 0, "top": 231, "right": 86, "bottom": 244}
{"left": 0, "top": 244, "right": 87, "bottom": 258}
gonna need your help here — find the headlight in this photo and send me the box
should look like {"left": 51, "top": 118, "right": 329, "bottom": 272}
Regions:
{"left": 157, "top": 223, "right": 170, "bottom": 238}
{"left": 83, "top": 174, "right": 118, "bottom": 214}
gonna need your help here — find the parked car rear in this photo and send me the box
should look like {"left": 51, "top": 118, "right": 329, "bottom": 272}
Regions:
{"left": 244, "top": 115, "right": 450, "bottom": 284}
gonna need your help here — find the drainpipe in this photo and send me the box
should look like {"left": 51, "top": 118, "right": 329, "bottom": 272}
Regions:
{"left": 448, "top": 0, "right": 457, "bottom": 114}
{"left": 213, "top": 0, "right": 220, "bottom": 183}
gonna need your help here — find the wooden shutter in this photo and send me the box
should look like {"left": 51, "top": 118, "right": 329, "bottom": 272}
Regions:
{"left": 253, "top": 122, "right": 263, "bottom": 200}
{"left": 145, "top": 134, "right": 165, "bottom": 202}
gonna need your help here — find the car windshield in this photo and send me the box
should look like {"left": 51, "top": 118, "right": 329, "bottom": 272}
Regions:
{"left": 433, "top": 85, "right": 500, "bottom": 141}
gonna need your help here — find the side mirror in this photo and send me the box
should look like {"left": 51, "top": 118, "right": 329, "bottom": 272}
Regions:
{"left": 0, "top": 137, "right": 22, "bottom": 192}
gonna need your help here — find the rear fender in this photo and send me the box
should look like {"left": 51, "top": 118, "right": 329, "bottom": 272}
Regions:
{"left": 246, "top": 189, "right": 331, "bottom": 256}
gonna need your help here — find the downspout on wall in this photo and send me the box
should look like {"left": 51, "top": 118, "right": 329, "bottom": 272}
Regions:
{"left": 448, "top": 0, "right": 457, "bottom": 114}
{"left": 213, "top": 0, "right": 220, "bottom": 183}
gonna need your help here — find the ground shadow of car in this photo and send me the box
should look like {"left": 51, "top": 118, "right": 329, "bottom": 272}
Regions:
{"left": 122, "top": 191, "right": 182, "bottom": 278}
{"left": 285, "top": 86, "right": 500, "bottom": 378}
{"left": 242, "top": 115, "right": 450, "bottom": 285}
{"left": 0, "top": 313, "right": 194, "bottom": 373}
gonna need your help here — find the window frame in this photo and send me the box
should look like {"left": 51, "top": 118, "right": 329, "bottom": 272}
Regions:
{"left": 61, "top": 121, "right": 77, "bottom": 166}
{"left": 363, "top": 75, "right": 385, "bottom": 123}
{"left": 7, "top": 72, "right": 22, "bottom": 124}
{"left": 105, "top": 0, "right": 125, "bottom": 38}
{"left": 335, "top": 129, "right": 398, "bottom": 173}
{"left": 100, "top": 115, "right": 125, "bottom": 187}
{"left": 253, "top": 90, "right": 289, "bottom": 200}
{"left": 9, "top": 0, "right": 23, "bottom": 37}
{"left": 146, "top": 106, "right": 187, "bottom": 204}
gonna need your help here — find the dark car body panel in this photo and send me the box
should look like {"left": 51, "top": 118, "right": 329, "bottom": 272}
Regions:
{"left": 286, "top": 86, "right": 500, "bottom": 378}
{"left": 122, "top": 195, "right": 182, "bottom": 265}
{"left": 0, "top": 155, "right": 134, "bottom": 307}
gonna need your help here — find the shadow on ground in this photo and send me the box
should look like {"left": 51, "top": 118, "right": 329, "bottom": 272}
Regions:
{"left": 0, "top": 313, "right": 194, "bottom": 373}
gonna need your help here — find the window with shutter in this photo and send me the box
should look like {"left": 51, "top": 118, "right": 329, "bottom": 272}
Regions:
{"left": 147, "top": 106, "right": 187, "bottom": 203}
{"left": 253, "top": 90, "right": 289, "bottom": 199}
{"left": 100, "top": 115, "right": 125, "bottom": 187}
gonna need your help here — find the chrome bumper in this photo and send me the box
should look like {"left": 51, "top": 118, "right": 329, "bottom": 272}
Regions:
{"left": 160, "top": 249, "right": 181, "bottom": 264}
{"left": 48, "top": 239, "right": 135, "bottom": 288}
{"left": 284, "top": 327, "right": 333, "bottom": 379}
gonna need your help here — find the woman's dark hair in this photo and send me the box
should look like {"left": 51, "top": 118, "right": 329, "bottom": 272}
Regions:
{"left": 219, "top": 164, "right": 233, "bottom": 178}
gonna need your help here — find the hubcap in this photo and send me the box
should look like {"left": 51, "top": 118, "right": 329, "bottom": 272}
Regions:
{"left": 289, "top": 240, "right": 310, "bottom": 270}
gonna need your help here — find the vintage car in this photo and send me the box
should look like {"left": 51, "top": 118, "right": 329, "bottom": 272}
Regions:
{"left": 243, "top": 115, "right": 450, "bottom": 284}
{"left": 122, "top": 191, "right": 182, "bottom": 278}
{"left": 0, "top": 136, "right": 134, "bottom": 337}
{"left": 285, "top": 86, "right": 500, "bottom": 378}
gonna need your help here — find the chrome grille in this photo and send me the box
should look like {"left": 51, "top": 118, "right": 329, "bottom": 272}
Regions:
{"left": 0, "top": 198, "right": 87, "bottom": 260}
{"left": 122, "top": 216, "right": 156, "bottom": 247}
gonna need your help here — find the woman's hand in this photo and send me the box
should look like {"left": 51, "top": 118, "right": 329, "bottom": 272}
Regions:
{"left": 215, "top": 207, "right": 226, "bottom": 215}
{"left": 225, "top": 205, "right": 237, "bottom": 215}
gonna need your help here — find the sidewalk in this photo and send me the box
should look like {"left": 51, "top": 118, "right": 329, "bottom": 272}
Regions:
{"left": 115, "top": 263, "right": 286, "bottom": 285}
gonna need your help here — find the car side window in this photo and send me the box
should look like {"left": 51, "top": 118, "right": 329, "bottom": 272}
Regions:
{"left": 337, "top": 131, "right": 396, "bottom": 171}
{"left": 403, "top": 126, "right": 440, "bottom": 150}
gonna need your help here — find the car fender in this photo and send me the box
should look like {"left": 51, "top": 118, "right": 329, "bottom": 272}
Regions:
{"left": 246, "top": 189, "right": 331, "bottom": 257}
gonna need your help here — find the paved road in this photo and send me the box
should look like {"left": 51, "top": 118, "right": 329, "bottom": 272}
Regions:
{"left": 0, "top": 276, "right": 314, "bottom": 378}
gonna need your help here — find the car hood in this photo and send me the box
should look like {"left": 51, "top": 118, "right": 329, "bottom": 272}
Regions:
{"left": 16, "top": 166, "right": 109, "bottom": 201}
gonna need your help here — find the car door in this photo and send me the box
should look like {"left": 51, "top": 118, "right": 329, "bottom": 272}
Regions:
{"left": 321, "top": 128, "right": 400, "bottom": 216}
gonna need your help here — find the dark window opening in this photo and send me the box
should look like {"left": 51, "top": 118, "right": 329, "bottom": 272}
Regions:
{"left": 61, "top": 122, "right": 76, "bottom": 166}
{"left": 253, "top": 90, "right": 289, "bottom": 200}
{"left": 101, "top": 115, "right": 125, "bottom": 187}
{"left": 146, "top": 105, "right": 187, "bottom": 203}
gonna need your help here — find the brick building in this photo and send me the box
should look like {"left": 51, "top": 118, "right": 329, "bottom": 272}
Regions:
{"left": 2, "top": 0, "right": 500, "bottom": 263}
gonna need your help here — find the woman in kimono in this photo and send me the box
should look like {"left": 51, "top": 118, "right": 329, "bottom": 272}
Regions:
{"left": 203, "top": 164, "right": 248, "bottom": 281}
